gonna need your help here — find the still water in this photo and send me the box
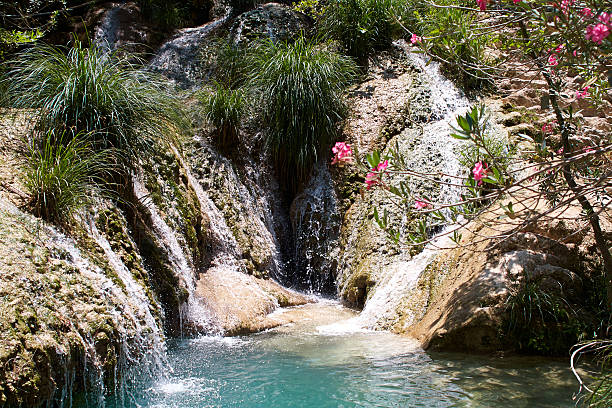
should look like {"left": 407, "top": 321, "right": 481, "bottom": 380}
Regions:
{"left": 102, "top": 301, "right": 578, "bottom": 408}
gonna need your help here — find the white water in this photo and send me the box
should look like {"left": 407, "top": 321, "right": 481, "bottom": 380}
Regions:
{"left": 132, "top": 175, "right": 218, "bottom": 334}
{"left": 291, "top": 162, "right": 340, "bottom": 293}
{"left": 148, "top": 17, "right": 227, "bottom": 88}
{"left": 94, "top": 4, "right": 123, "bottom": 52}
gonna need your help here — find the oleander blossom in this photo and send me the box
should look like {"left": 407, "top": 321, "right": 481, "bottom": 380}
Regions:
{"left": 581, "top": 8, "right": 593, "bottom": 18}
{"left": 576, "top": 86, "right": 590, "bottom": 99}
{"left": 548, "top": 54, "right": 559, "bottom": 66}
{"left": 365, "top": 160, "right": 389, "bottom": 189}
{"left": 472, "top": 161, "right": 488, "bottom": 185}
{"left": 414, "top": 200, "right": 429, "bottom": 210}
{"left": 410, "top": 33, "right": 422, "bottom": 45}
{"left": 585, "top": 23, "right": 610, "bottom": 44}
{"left": 542, "top": 123, "right": 553, "bottom": 133}
{"left": 331, "top": 142, "right": 353, "bottom": 165}
{"left": 476, "top": 0, "right": 487, "bottom": 11}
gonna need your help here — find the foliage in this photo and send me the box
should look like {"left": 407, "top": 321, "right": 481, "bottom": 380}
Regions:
{"left": 200, "top": 83, "right": 246, "bottom": 148}
{"left": 5, "top": 38, "right": 184, "bottom": 172}
{"left": 251, "top": 35, "right": 357, "bottom": 185}
{"left": 392, "top": 0, "right": 493, "bottom": 91}
{"left": 206, "top": 39, "right": 254, "bottom": 89}
{"left": 320, "top": 0, "right": 395, "bottom": 63}
{"left": 138, "top": 0, "right": 213, "bottom": 30}
{"left": 24, "top": 131, "right": 112, "bottom": 224}
{"left": 504, "top": 281, "right": 585, "bottom": 355}
{"left": 293, "top": 0, "right": 328, "bottom": 20}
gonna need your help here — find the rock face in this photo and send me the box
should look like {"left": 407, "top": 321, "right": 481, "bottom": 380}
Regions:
{"left": 230, "top": 3, "right": 313, "bottom": 45}
{"left": 401, "top": 216, "right": 592, "bottom": 352}
{"left": 334, "top": 43, "right": 470, "bottom": 315}
{"left": 196, "top": 267, "right": 310, "bottom": 335}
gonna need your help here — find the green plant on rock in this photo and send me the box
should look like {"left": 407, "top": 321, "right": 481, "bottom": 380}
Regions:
{"left": 200, "top": 83, "right": 246, "bottom": 148}
{"left": 207, "top": 40, "right": 254, "bottom": 89}
{"left": 251, "top": 35, "right": 357, "bottom": 185}
{"left": 24, "top": 131, "right": 112, "bottom": 224}
{"left": 5, "top": 38, "right": 184, "bottom": 173}
{"left": 320, "top": 0, "right": 395, "bottom": 64}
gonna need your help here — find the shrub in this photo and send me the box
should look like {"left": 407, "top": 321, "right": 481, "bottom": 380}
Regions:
{"left": 24, "top": 131, "right": 112, "bottom": 224}
{"left": 320, "top": 0, "right": 394, "bottom": 64}
{"left": 251, "top": 36, "right": 357, "bottom": 185}
{"left": 200, "top": 83, "right": 246, "bottom": 148}
{"left": 5, "top": 38, "right": 184, "bottom": 172}
{"left": 392, "top": 0, "right": 493, "bottom": 91}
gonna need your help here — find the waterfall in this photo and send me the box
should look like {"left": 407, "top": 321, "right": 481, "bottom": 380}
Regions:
{"left": 94, "top": 4, "right": 122, "bottom": 52}
{"left": 132, "top": 176, "right": 218, "bottom": 334}
{"left": 291, "top": 162, "right": 341, "bottom": 293}
{"left": 148, "top": 17, "right": 227, "bottom": 88}
{"left": 353, "top": 49, "right": 470, "bottom": 330}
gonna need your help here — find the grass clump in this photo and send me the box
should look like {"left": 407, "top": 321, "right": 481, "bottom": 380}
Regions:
{"left": 24, "top": 131, "right": 112, "bottom": 224}
{"left": 5, "top": 38, "right": 184, "bottom": 173}
{"left": 251, "top": 35, "right": 357, "bottom": 185}
{"left": 200, "top": 83, "right": 246, "bottom": 148}
{"left": 320, "top": 0, "right": 395, "bottom": 64}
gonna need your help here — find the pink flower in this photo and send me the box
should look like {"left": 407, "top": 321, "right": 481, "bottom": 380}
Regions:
{"left": 476, "top": 0, "right": 487, "bottom": 11}
{"left": 331, "top": 142, "right": 353, "bottom": 165}
{"left": 584, "top": 146, "right": 595, "bottom": 153}
{"left": 585, "top": 24, "right": 610, "bottom": 44}
{"left": 576, "top": 86, "right": 590, "bottom": 99}
{"left": 599, "top": 12, "right": 611, "bottom": 25}
{"left": 573, "top": 49, "right": 579, "bottom": 57}
{"left": 410, "top": 33, "right": 422, "bottom": 45}
{"left": 472, "top": 161, "right": 488, "bottom": 184}
{"left": 557, "top": 147, "right": 564, "bottom": 155}
{"left": 548, "top": 54, "right": 559, "bottom": 66}
{"left": 513, "top": 0, "right": 522, "bottom": 3}
{"left": 542, "top": 123, "right": 553, "bottom": 133}
{"left": 364, "top": 160, "right": 389, "bottom": 189}
{"left": 554, "top": 44, "right": 565, "bottom": 53}
{"left": 414, "top": 200, "right": 429, "bottom": 210}
{"left": 581, "top": 8, "right": 593, "bottom": 18}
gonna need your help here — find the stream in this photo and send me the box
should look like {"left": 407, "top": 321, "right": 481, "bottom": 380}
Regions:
{"left": 85, "top": 300, "right": 577, "bottom": 408}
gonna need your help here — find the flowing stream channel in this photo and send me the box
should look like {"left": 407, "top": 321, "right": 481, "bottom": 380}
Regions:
{"left": 91, "top": 300, "right": 577, "bottom": 407}
{"left": 79, "top": 9, "right": 583, "bottom": 407}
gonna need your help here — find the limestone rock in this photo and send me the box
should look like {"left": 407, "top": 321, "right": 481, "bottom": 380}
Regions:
{"left": 230, "top": 3, "right": 313, "bottom": 45}
{"left": 196, "top": 267, "right": 311, "bottom": 335}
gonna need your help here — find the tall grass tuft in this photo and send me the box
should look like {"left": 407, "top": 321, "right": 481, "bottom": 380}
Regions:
{"left": 24, "top": 131, "right": 113, "bottom": 225}
{"left": 200, "top": 83, "right": 246, "bottom": 148}
{"left": 320, "top": 0, "right": 394, "bottom": 64}
{"left": 251, "top": 36, "right": 357, "bottom": 186}
{"left": 5, "top": 38, "right": 184, "bottom": 172}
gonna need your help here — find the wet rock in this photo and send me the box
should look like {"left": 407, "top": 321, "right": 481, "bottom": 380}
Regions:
{"left": 195, "top": 266, "right": 311, "bottom": 335}
{"left": 230, "top": 3, "right": 313, "bottom": 45}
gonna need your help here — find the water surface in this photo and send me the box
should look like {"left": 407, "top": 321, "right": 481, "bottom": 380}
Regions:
{"left": 102, "top": 301, "right": 578, "bottom": 407}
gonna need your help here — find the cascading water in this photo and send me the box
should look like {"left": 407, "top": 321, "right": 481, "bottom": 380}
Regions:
{"left": 94, "top": 4, "right": 123, "bottom": 52}
{"left": 351, "top": 48, "right": 471, "bottom": 330}
{"left": 291, "top": 162, "right": 341, "bottom": 293}
{"left": 148, "top": 17, "right": 227, "bottom": 88}
{"left": 132, "top": 175, "right": 218, "bottom": 334}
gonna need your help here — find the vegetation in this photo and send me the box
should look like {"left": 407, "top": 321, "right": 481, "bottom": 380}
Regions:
{"left": 200, "top": 83, "right": 246, "bottom": 148}
{"left": 24, "top": 131, "right": 112, "bottom": 224}
{"left": 6, "top": 38, "right": 184, "bottom": 172}
{"left": 320, "top": 0, "right": 395, "bottom": 64}
{"left": 392, "top": 0, "right": 493, "bottom": 91}
{"left": 251, "top": 35, "right": 357, "bottom": 185}
{"left": 138, "top": 0, "right": 214, "bottom": 30}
